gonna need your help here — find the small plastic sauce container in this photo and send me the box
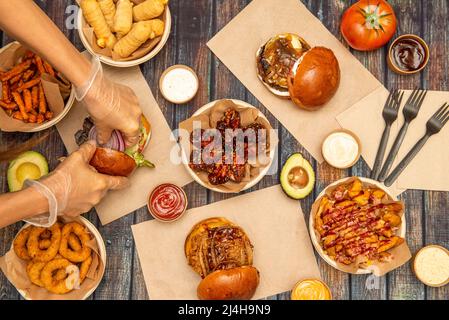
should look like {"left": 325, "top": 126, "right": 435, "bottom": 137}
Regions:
{"left": 291, "top": 279, "right": 332, "bottom": 300}
{"left": 322, "top": 129, "right": 361, "bottom": 169}
{"left": 147, "top": 183, "right": 188, "bottom": 222}
{"left": 159, "top": 65, "right": 199, "bottom": 104}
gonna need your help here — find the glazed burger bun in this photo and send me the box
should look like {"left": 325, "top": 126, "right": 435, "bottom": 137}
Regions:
{"left": 90, "top": 147, "right": 136, "bottom": 177}
{"left": 287, "top": 47, "right": 340, "bottom": 110}
{"left": 197, "top": 266, "right": 260, "bottom": 300}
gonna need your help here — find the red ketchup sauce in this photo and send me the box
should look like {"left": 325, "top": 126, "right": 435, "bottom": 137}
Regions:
{"left": 148, "top": 184, "right": 187, "bottom": 222}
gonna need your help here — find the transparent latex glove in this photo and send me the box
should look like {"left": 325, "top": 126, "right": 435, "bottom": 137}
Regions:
{"left": 75, "top": 57, "right": 142, "bottom": 147}
{"left": 26, "top": 141, "right": 129, "bottom": 225}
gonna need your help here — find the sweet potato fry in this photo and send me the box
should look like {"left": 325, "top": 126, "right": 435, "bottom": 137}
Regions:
{"left": 45, "top": 111, "right": 53, "bottom": 120}
{"left": 11, "top": 91, "right": 29, "bottom": 121}
{"left": 9, "top": 74, "right": 22, "bottom": 84}
{"left": 43, "top": 61, "right": 55, "bottom": 77}
{"left": 28, "top": 113, "right": 37, "bottom": 123}
{"left": 1, "top": 80, "right": 11, "bottom": 102}
{"left": 34, "top": 56, "right": 46, "bottom": 75}
{"left": 12, "top": 111, "right": 24, "bottom": 120}
{"left": 31, "top": 86, "right": 39, "bottom": 108}
{"left": 17, "top": 77, "right": 41, "bottom": 92}
{"left": 22, "top": 69, "right": 35, "bottom": 82}
{"left": 37, "top": 113, "right": 45, "bottom": 124}
{"left": 0, "top": 100, "right": 17, "bottom": 110}
{"left": 23, "top": 89, "right": 32, "bottom": 112}
{"left": 1, "top": 60, "right": 32, "bottom": 81}
{"left": 38, "top": 84, "right": 47, "bottom": 114}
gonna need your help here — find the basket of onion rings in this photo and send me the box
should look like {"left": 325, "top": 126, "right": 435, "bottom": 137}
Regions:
{"left": 0, "top": 216, "right": 106, "bottom": 300}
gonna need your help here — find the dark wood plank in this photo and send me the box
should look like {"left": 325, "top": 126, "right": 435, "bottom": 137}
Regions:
{"left": 308, "top": 0, "right": 352, "bottom": 301}
{"left": 385, "top": 0, "right": 427, "bottom": 300}
{"left": 345, "top": 0, "right": 390, "bottom": 299}
{"left": 208, "top": 0, "right": 248, "bottom": 208}
{"left": 421, "top": 0, "right": 449, "bottom": 301}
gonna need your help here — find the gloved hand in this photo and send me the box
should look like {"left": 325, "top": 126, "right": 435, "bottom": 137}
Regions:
{"left": 75, "top": 57, "right": 142, "bottom": 147}
{"left": 25, "top": 141, "right": 129, "bottom": 227}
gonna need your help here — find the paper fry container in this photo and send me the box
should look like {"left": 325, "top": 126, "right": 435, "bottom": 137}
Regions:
{"left": 0, "top": 41, "right": 75, "bottom": 133}
{"left": 309, "top": 177, "right": 408, "bottom": 276}
{"left": 180, "top": 99, "right": 277, "bottom": 193}
{"left": 77, "top": 6, "right": 171, "bottom": 68}
{"left": 2, "top": 216, "right": 106, "bottom": 300}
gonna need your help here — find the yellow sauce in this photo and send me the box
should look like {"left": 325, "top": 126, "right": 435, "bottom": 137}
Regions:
{"left": 291, "top": 279, "right": 332, "bottom": 300}
{"left": 414, "top": 246, "right": 449, "bottom": 286}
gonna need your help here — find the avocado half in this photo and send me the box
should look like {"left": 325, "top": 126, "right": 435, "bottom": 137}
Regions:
{"left": 280, "top": 153, "right": 315, "bottom": 199}
{"left": 7, "top": 151, "right": 49, "bottom": 192}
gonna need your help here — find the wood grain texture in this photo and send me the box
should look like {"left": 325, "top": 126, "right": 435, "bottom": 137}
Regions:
{"left": 0, "top": 0, "right": 448, "bottom": 300}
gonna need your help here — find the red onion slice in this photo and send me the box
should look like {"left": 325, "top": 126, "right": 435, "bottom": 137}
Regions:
{"left": 88, "top": 126, "right": 125, "bottom": 152}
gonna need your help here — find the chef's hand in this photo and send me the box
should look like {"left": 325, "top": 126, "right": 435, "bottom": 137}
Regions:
{"left": 28, "top": 141, "right": 129, "bottom": 219}
{"left": 75, "top": 57, "right": 142, "bottom": 147}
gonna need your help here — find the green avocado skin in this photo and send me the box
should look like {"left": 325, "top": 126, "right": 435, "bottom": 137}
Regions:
{"left": 7, "top": 151, "right": 49, "bottom": 192}
{"left": 280, "top": 153, "right": 315, "bottom": 200}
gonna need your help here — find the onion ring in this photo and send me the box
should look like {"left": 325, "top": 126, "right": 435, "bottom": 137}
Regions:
{"left": 79, "top": 254, "right": 93, "bottom": 283}
{"left": 40, "top": 258, "right": 77, "bottom": 294}
{"left": 13, "top": 226, "right": 33, "bottom": 261}
{"left": 26, "top": 224, "right": 62, "bottom": 262}
{"left": 26, "top": 261, "right": 46, "bottom": 287}
{"left": 27, "top": 260, "right": 67, "bottom": 287}
{"left": 59, "top": 222, "right": 92, "bottom": 263}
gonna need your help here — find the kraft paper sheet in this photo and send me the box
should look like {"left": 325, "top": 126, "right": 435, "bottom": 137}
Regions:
{"left": 131, "top": 185, "right": 321, "bottom": 300}
{"left": 337, "top": 89, "right": 449, "bottom": 193}
{"left": 207, "top": 0, "right": 383, "bottom": 162}
{"left": 56, "top": 62, "right": 192, "bottom": 225}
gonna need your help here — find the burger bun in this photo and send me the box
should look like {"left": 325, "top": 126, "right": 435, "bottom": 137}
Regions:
{"left": 90, "top": 147, "right": 136, "bottom": 177}
{"left": 287, "top": 46, "right": 340, "bottom": 110}
{"left": 197, "top": 266, "right": 260, "bottom": 300}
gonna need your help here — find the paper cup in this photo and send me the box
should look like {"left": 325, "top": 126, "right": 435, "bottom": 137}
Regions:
{"left": 13, "top": 217, "right": 106, "bottom": 300}
{"left": 181, "top": 99, "right": 276, "bottom": 193}
{"left": 77, "top": 7, "right": 171, "bottom": 68}
{"left": 0, "top": 42, "right": 76, "bottom": 133}
{"left": 308, "top": 177, "right": 406, "bottom": 275}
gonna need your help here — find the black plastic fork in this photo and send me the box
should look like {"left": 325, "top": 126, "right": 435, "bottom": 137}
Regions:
{"left": 370, "top": 89, "right": 404, "bottom": 180}
{"left": 385, "top": 102, "right": 449, "bottom": 187}
{"left": 378, "top": 89, "right": 428, "bottom": 181}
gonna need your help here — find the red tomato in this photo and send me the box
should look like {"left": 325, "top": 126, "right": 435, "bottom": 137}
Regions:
{"left": 340, "top": 0, "right": 397, "bottom": 51}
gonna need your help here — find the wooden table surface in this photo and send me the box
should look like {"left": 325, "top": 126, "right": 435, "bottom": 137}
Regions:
{"left": 0, "top": 0, "right": 448, "bottom": 300}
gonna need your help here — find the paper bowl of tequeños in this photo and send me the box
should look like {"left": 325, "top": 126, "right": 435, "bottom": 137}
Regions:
{"left": 309, "top": 177, "right": 411, "bottom": 276}
{"left": 0, "top": 216, "right": 106, "bottom": 300}
{"left": 0, "top": 41, "right": 75, "bottom": 133}
{"left": 179, "top": 99, "right": 278, "bottom": 193}
{"left": 77, "top": 0, "right": 171, "bottom": 68}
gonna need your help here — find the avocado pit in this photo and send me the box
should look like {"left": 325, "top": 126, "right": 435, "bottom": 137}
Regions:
{"left": 288, "top": 166, "right": 309, "bottom": 189}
